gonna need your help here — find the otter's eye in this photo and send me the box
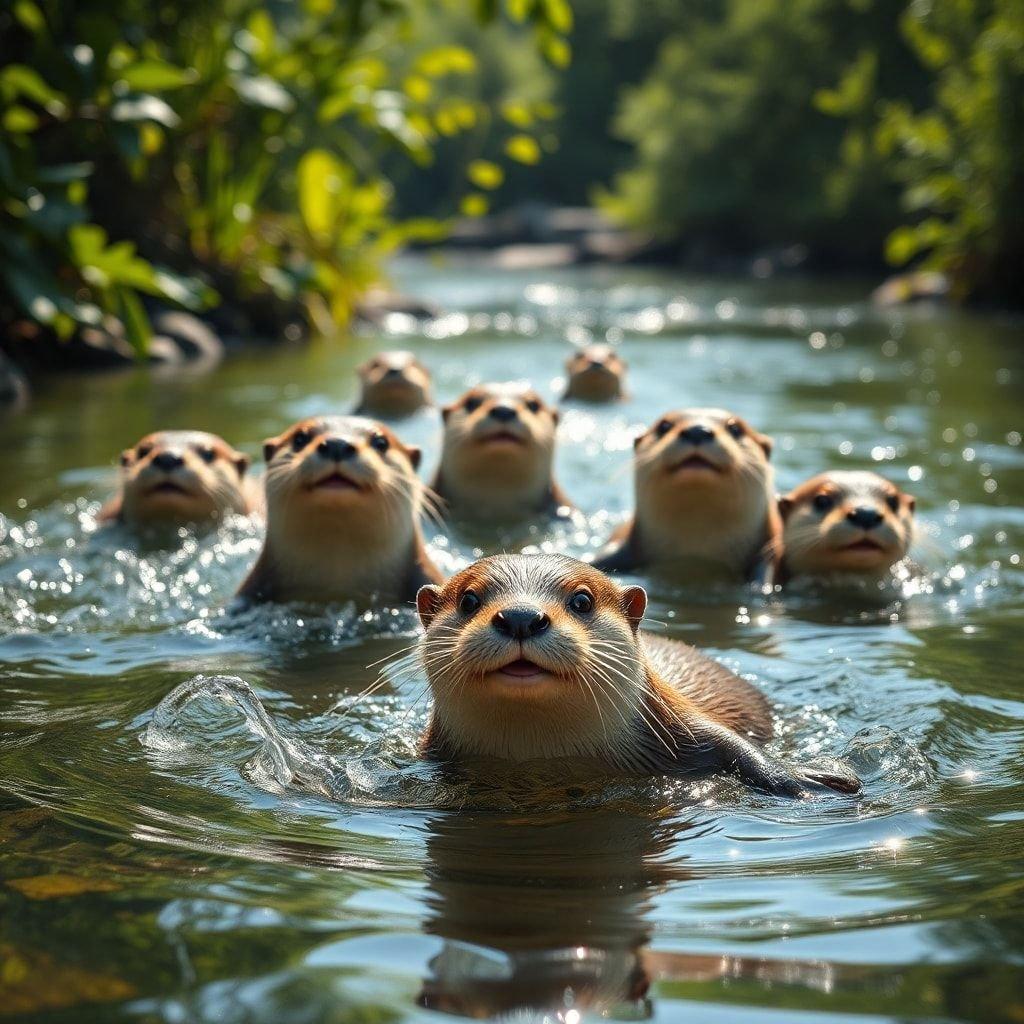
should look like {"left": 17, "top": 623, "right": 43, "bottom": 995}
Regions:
{"left": 459, "top": 591, "right": 481, "bottom": 615}
{"left": 525, "top": 398, "right": 542, "bottom": 414}
{"left": 291, "top": 430, "right": 312, "bottom": 452}
{"left": 463, "top": 396, "right": 482, "bottom": 413}
{"left": 813, "top": 493, "right": 835, "bottom": 513}
{"left": 199, "top": 447, "right": 216, "bottom": 464}
{"left": 137, "top": 444, "right": 153, "bottom": 459}
{"left": 886, "top": 494, "right": 900, "bottom": 512}
{"left": 654, "top": 419, "right": 673, "bottom": 438}
{"left": 568, "top": 590, "right": 594, "bottom": 615}
{"left": 726, "top": 419, "right": 745, "bottom": 439}
{"left": 370, "top": 433, "right": 390, "bottom": 454}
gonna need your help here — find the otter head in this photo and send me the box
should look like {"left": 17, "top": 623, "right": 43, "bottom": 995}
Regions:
{"left": 564, "top": 344, "right": 626, "bottom": 401}
{"left": 416, "top": 553, "right": 648, "bottom": 761}
{"left": 117, "top": 430, "right": 250, "bottom": 528}
{"left": 779, "top": 470, "right": 915, "bottom": 578}
{"left": 632, "top": 408, "right": 774, "bottom": 569}
{"left": 261, "top": 415, "right": 423, "bottom": 550}
{"left": 438, "top": 383, "right": 560, "bottom": 520}
{"left": 356, "top": 350, "right": 432, "bottom": 418}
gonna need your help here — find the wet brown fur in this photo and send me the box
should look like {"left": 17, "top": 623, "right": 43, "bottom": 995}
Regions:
{"left": 595, "top": 409, "right": 779, "bottom": 583}
{"left": 238, "top": 415, "right": 442, "bottom": 606}
{"left": 100, "top": 429, "right": 255, "bottom": 528}
{"left": 414, "top": 554, "right": 859, "bottom": 795}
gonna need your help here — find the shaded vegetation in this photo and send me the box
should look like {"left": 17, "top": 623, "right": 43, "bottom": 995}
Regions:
{"left": 0, "top": 0, "right": 571, "bottom": 353}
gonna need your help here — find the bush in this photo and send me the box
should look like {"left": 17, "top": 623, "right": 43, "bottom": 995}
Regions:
{"left": 0, "top": 0, "right": 570, "bottom": 354}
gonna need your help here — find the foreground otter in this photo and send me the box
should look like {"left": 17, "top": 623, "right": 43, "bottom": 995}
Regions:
{"left": 354, "top": 350, "right": 432, "bottom": 419}
{"left": 594, "top": 408, "right": 778, "bottom": 582}
{"left": 775, "top": 470, "right": 916, "bottom": 584}
{"left": 414, "top": 554, "right": 860, "bottom": 796}
{"left": 100, "top": 430, "right": 254, "bottom": 530}
{"left": 562, "top": 344, "right": 627, "bottom": 402}
{"left": 433, "top": 383, "right": 570, "bottom": 524}
{"left": 237, "top": 415, "right": 442, "bottom": 605}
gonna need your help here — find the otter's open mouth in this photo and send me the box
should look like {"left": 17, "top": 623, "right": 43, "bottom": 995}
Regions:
{"left": 497, "top": 658, "right": 547, "bottom": 680}
{"left": 842, "top": 538, "right": 885, "bottom": 552}
{"left": 479, "top": 431, "right": 526, "bottom": 446}
{"left": 148, "top": 481, "right": 190, "bottom": 496}
{"left": 310, "top": 472, "right": 362, "bottom": 492}
{"left": 670, "top": 454, "right": 721, "bottom": 473}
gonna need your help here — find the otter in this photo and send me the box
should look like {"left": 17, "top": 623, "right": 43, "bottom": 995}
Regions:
{"left": 414, "top": 553, "right": 860, "bottom": 797}
{"left": 99, "top": 430, "right": 254, "bottom": 530}
{"left": 237, "top": 415, "right": 442, "bottom": 605}
{"left": 775, "top": 470, "right": 916, "bottom": 584}
{"left": 432, "top": 383, "right": 571, "bottom": 524}
{"left": 354, "top": 350, "right": 432, "bottom": 419}
{"left": 562, "top": 343, "right": 627, "bottom": 402}
{"left": 594, "top": 408, "right": 778, "bottom": 582}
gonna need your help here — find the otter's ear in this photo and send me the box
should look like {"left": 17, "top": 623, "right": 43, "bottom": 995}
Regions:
{"left": 441, "top": 403, "right": 454, "bottom": 424}
{"left": 119, "top": 449, "right": 133, "bottom": 467}
{"left": 405, "top": 445, "right": 422, "bottom": 470}
{"left": 621, "top": 585, "right": 647, "bottom": 630}
{"left": 262, "top": 438, "right": 280, "bottom": 463}
{"left": 778, "top": 496, "right": 795, "bottom": 521}
{"left": 757, "top": 433, "right": 773, "bottom": 459}
{"left": 905, "top": 494, "right": 916, "bottom": 514}
{"left": 234, "top": 452, "right": 251, "bottom": 478}
{"left": 416, "top": 585, "right": 443, "bottom": 627}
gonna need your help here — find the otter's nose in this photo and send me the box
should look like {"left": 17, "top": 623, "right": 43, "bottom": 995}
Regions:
{"left": 491, "top": 606, "right": 551, "bottom": 640}
{"left": 488, "top": 404, "right": 518, "bottom": 423}
{"left": 318, "top": 438, "right": 356, "bottom": 462}
{"left": 383, "top": 366, "right": 403, "bottom": 380}
{"left": 847, "top": 506, "right": 883, "bottom": 530}
{"left": 151, "top": 451, "right": 184, "bottom": 472}
{"left": 679, "top": 424, "right": 714, "bottom": 445}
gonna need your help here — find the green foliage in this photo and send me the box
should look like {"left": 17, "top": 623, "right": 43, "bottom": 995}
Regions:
{"left": 0, "top": 0, "right": 571, "bottom": 351}
{"left": 602, "top": 0, "right": 1023, "bottom": 303}
{"left": 874, "top": 0, "right": 1024, "bottom": 302}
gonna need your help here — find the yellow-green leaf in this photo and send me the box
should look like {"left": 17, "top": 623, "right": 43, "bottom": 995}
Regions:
{"left": 505, "top": 134, "right": 541, "bottom": 165}
{"left": 460, "top": 193, "right": 489, "bottom": 217}
{"left": 468, "top": 159, "right": 504, "bottom": 190}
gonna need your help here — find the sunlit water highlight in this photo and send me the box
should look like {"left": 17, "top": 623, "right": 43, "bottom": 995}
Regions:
{"left": 1, "top": 258, "right": 1022, "bottom": 1022}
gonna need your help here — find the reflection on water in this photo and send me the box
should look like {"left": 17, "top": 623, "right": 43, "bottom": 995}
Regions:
{"left": 1, "top": 258, "right": 1023, "bottom": 1022}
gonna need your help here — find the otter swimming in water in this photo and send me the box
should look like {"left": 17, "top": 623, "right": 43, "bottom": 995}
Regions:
{"left": 100, "top": 430, "right": 255, "bottom": 531}
{"left": 562, "top": 344, "right": 627, "bottom": 402}
{"left": 433, "top": 383, "right": 571, "bottom": 525}
{"left": 414, "top": 553, "right": 860, "bottom": 797}
{"left": 354, "top": 350, "right": 432, "bottom": 419}
{"left": 237, "top": 415, "right": 442, "bottom": 606}
{"left": 594, "top": 408, "right": 778, "bottom": 582}
{"left": 775, "top": 470, "right": 917, "bottom": 585}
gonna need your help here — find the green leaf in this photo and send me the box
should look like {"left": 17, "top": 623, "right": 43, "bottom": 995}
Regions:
{"left": 3, "top": 106, "right": 40, "bottom": 133}
{"left": 12, "top": 1, "right": 45, "bottom": 34}
{"left": 116, "top": 287, "right": 151, "bottom": 356}
{"left": 0, "top": 65, "right": 63, "bottom": 106}
{"left": 297, "top": 149, "right": 350, "bottom": 238}
{"left": 118, "top": 60, "right": 197, "bottom": 92}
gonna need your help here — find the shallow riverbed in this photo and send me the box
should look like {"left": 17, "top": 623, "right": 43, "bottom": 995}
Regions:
{"left": 1, "top": 258, "right": 1023, "bottom": 1022}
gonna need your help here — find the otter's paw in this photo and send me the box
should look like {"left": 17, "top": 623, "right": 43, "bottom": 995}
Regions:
{"left": 785, "top": 758, "right": 862, "bottom": 797}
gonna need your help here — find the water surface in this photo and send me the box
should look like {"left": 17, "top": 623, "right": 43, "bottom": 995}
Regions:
{"left": 2, "top": 258, "right": 1023, "bottom": 1022}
